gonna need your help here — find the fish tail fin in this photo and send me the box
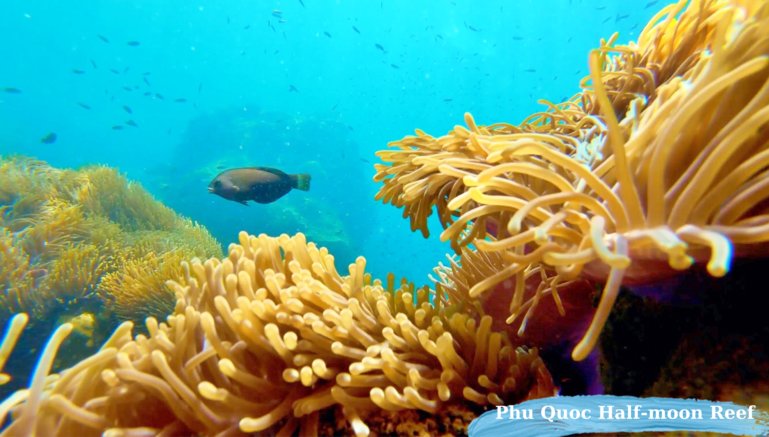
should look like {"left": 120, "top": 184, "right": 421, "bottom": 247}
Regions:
{"left": 292, "top": 173, "right": 311, "bottom": 191}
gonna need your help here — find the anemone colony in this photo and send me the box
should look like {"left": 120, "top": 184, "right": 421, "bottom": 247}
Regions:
{"left": 376, "top": 0, "right": 769, "bottom": 361}
{"left": 0, "top": 0, "right": 768, "bottom": 435}
{"left": 0, "top": 232, "right": 553, "bottom": 435}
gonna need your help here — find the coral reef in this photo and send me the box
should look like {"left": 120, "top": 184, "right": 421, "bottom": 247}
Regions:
{"left": 0, "top": 156, "right": 221, "bottom": 322}
{"left": 0, "top": 156, "right": 222, "bottom": 393}
{"left": 0, "top": 232, "right": 554, "bottom": 435}
{"left": 375, "top": 0, "right": 769, "bottom": 362}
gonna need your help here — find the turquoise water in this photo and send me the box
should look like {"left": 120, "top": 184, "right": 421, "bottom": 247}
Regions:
{"left": 0, "top": 0, "right": 665, "bottom": 284}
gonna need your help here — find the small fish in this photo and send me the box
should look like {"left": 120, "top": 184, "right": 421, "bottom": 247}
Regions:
{"left": 143, "top": 77, "right": 151, "bottom": 86}
{"left": 109, "top": 68, "right": 121, "bottom": 75}
{"left": 374, "top": 43, "right": 386, "bottom": 53}
{"left": 352, "top": 25, "right": 360, "bottom": 34}
{"left": 595, "top": 5, "right": 607, "bottom": 10}
{"left": 2, "top": 87, "right": 22, "bottom": 94}
{"left": 298, "top": 0, "right": 305, "bottom": 7}
{"left": 602, "top": 16, "right": 611, "bottom": 23}
{"left": 289, "top": 84, "right": 299, "bottom": 93}
{"left": 323, "top": 31, "right": 332, "bottom": 38}
{"left": 72, "top": 69, "right": 86, "bottom": 74}
{"left": 645, "top": 0, "right": 659, "bottom": 8}
{"left": 390, "top": 64, "right": 399, "bottom": 69}
{"left": 125, "top": 120, "right": 138, "bottom": 127}
{"left": 512, "top": 36, "right": 524, "bottom": 41}
{"left": 208, "top": 167, "right": 311, "bottom": 205}
{"left": 443, "top": 98, "right": 453, "bottom": 102}
{"left": 90, "top": 59, "right": 98, "bottom": 69}
{"left": 143, "top": 91, "right": 152, "bottom": 96}
{"left": 615, "top": 13, "right": 629, "bottom": 22}
{"left": 244, "top": 24, "right": 252, "bottom": 30}
{"left": 198, "top": 83, "right": 203, "bottom": 93}
{"left": 40, "top": 132, "right": 57, "bottom": 144}
{"left": 112, "top": 125, "right": 124, "bottom": 130}
{"left": 465, "top": 22, "right": 479, "bottom": 32}
{"left": 77, "top": 102, "right": 91, "bottom": 109}
{"left": 123, "top": 66, "right": 131, "bottom": 73}
{"left": 127, "top": 41, "right": 141, "bottom": 46}
{"left": 97, "top": 34, "right": 109, "bottom": 43}
{"left": 122, "top": 105, "right": 133, "bottom": 114}
{"left": 155, "top": 93, "right": 165, "bottom": 100}
{"left": 122, "top": 86, "right": 133, "bottom": 92}
{"left": 272, "top": 10, "right": 282, "bottom": 18}
{"left": 174, "top": 98, "right": 187, "bottom": 103}
{"left": 57, "top": 313, "right": 96, "bottom": 347}
{"left": 524, "top": 68, "right": 537, "bottom": 73}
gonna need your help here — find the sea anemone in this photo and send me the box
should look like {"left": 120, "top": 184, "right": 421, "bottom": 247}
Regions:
{"left": 375, "top": 0, "right": 769, "bottom": 361}
{"left": 0, "top": 232, "right": 554, "bottom": 436}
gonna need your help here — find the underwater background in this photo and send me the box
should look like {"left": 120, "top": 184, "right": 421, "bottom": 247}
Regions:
{"left": 5, "top": 0, "right": 768, "bottom": 435}
{"left": 0, "top": 0, "right": 663, "bottom": 283}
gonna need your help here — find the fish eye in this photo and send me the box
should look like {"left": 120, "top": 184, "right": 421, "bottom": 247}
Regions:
{"left": 214, "top": 180, "right": 222, "bottom": 187}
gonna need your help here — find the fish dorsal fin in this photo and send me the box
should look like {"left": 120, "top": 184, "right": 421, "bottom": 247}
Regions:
{"left": 251, "top": 166, "right": 288, "bottom": 177}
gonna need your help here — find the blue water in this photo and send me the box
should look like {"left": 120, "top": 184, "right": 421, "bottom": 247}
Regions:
{"left": 0, "top": 0, "right": 665, "bottom": 283}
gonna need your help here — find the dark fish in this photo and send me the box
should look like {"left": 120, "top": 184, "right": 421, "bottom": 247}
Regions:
{"left": 465, "top": 22, "right": 479, "bottom": 32}
{"left": 645, "top": 0, "right": 659, "bottom": 8}
{"left": 352, "top": 25, "right": 360, "bottom": 34}
{"left": 41, "top": 132, "right": 57, "bottom": 144}
{"left": 374, "top": 43, "right": 386, "bottom": 52}
{"left": 2, "top": 87, "right": 22, "bottom": 94}
{"left": 125, "top": 120, "right": 138, "bottom": 127}
{"left": 122, "top": 105, "right": 133, "bottom": 114}
{"left": 524, "top": 68, "right": 537, "bottom": 73}
{"left": 174, "top": 98, "right": 187, "bottom": 103}
{"left": 298, "top": 0, "right": 305, "bottom": 7}
{"left": 155, "top": 93, "right": 165, "bottom": 100}
{"left": 77, "top": 102, "right": 91, "bottom": 109}
{"left": 143, "top": 77, "right": 151, "bottom": 86}
{"left": 272, "top": 10, "right": 282, "bottom": 18}
{"left": 97, "top": 34, "right": 109, "bottom": 43}
{"left": 323, "top": 31, "right": 332, "bottom": 38}
{"left": 208, "top": 167, "right": 311, "bottom": 205}
{"left": 122, "top": 86, "right": 132, "bottom": 92}
{"left": 390, "top": 64, "right": 399, "bottom": 69}
{"left": 72, "top": 69, "right": 86, "bottom": 74}
{"left": 602, "top": 16, "right": 611, "bottom": 23}
{"left": 595, "top": 5, "right": 607, "bottom": 10}
{"left": 110, "top": 68, "right": 121, "bottom": 75}
{"left": 127, "top": 41, "right": 141, "bottom": 46}
{"left": 443, "top": 98, "right": 453, "bottom": 102}
{"left": 615, "top": 13, "right": 629, "bottom": 22}
{"left": 244, "top": 24, "right": 252, "bottom": 30}
{"left": 198, "top": 83, "right": 203, "bottom": 93}
{"left": 143, "top": 91, "right": 152, "bottom": 96}
{"left": 112, "top": 125, "right": 124, "bottom": 130}
{"left": 289, "top": 85, "right": 299, "bottom": 93}
{"left": 512, "top": 36, "right": 524, "bottom": 41}
{"left": 90, "top": 59, "right": 98, "bottom": 69}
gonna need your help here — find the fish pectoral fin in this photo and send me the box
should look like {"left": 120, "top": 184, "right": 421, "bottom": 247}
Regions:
{"left": 237, "top": 200, "right": 249, "bottom": 206}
